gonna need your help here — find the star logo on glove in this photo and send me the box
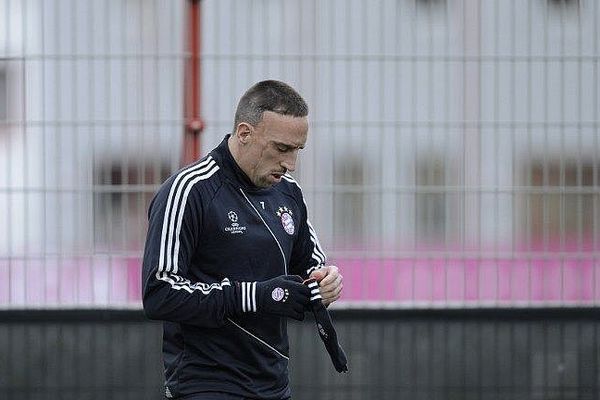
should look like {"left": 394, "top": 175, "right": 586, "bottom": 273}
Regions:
{"left": 272, "top": 287, "right": 289, "bottom": 302}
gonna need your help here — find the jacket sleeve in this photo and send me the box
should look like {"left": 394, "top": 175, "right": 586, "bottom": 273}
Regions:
{"left": 288, "top": 184, "right": 327, "bottom": 279}
{"left": 141, "top": 177, "right": 241, "bottom": 328}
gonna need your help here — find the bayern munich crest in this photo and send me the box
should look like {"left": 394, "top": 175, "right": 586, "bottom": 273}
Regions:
{"left": 276, "top": 206, "right": 295, "bottom": 235}
{"left": 272, "top": 287, "right": 288, "bottom": 302}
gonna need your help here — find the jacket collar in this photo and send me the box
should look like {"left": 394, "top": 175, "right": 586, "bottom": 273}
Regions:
{"left": 211, "top": 134, "right": 272, "bottom": 192}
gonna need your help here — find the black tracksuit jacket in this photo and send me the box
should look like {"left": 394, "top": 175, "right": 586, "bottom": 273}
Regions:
{"left": 142, "top": 136, "right": 326, "bottom": 399}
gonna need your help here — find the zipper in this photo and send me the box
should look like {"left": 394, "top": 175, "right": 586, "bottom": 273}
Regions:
{"left": 227, "top": 318, "right": 289, "bottom": 360}
{"left": 236, "top": 189, "right": 290, "bottom": 360}
{"left": 239, "top": 188, "right": 287, "bottom": 274}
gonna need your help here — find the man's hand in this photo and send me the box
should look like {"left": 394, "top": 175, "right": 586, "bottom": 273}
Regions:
{"left": 309, "top": 265, "right": 343, "bottom": 306}
{"left": 254, "top": 275, "right": 311, "bottom": 320}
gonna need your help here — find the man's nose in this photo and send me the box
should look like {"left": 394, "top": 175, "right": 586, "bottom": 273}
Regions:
{"left": 281, "top": 152, "right": 298, "bottom": 172}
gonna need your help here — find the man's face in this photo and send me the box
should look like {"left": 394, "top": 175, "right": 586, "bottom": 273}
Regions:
{"left": 241, "top": 111, "right": 308, "bottom": 188}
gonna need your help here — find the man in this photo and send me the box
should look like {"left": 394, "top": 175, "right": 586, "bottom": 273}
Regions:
{"left": 142, "top": 80, "right": 343, "bottom": 400}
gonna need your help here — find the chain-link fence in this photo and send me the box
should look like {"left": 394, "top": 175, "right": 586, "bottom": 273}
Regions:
{"left": 2, "top": 1, "right": 600, "bottom": 399}
{"left": 0, "top": 0, "right": 598, "bottom": 308}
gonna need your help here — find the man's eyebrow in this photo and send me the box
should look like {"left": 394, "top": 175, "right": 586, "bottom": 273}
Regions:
{"left": 273, "top": 141, "right": 304, "bottom": 149}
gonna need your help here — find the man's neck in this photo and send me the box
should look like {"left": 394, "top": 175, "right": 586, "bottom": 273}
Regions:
{"left": 227, "top": 135, "right": 243, "bottom": 169}
{"left": 227, "top": 135, "right": 254, "bottom": 183}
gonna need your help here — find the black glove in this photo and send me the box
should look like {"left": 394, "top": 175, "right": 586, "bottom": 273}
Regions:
{"left": 305, "top": 279, "right": 349, "bottom": 373}
{"left": 244, "top": 275, "right": 311, "bottom": 321}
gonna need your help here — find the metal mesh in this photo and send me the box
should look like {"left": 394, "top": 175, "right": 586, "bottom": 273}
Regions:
{"left": 0, "top": 0, "right": 598, "bottom": 308}
{"left": 0, "top": 0, "right": 186, "bottom": 307}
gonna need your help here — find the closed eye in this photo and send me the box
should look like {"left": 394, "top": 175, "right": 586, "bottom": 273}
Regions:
{"left": 273, "top": 142, "right": 305, "bottom": 153}
{"left": 275, "top": 143, "right": 300, "bottom": 153}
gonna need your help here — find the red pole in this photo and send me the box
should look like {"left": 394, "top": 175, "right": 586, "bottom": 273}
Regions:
{"left": 183, "top": 0, "right": 204, "bottom": 165}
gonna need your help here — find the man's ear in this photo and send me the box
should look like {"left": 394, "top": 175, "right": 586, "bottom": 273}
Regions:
{"left": 235, "top": 122, "right": 253, "bottom": 145}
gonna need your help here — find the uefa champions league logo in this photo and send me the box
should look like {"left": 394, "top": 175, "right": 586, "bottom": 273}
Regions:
{"left": 225, "top": 210, "right": 246, "bottom": 234}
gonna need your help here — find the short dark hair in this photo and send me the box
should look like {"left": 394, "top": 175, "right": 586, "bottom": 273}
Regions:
{"left": 233, "top": 80, "right": 308, "bottom": 132}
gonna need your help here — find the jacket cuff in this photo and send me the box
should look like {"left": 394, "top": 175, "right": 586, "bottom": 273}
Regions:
{"left": 307, "top": 280, "right": 322, "bottom": 302}
{"left": 240, "top": 281, "right": 257, "bottom": 312}
{"left": 306, "top": 264, "right": 325, "bottom": 277}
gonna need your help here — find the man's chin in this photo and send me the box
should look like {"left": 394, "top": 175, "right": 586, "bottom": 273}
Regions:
{"left": 255, "top": 174, "right": 281, "bottom": 188}
{"left": 253, "top": 178, "right": 273, "bottom": 189}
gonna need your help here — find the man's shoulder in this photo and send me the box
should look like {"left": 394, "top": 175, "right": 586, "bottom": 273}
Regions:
{"left": 157, "top": 155, "right": 223, "bottom": 201}
{"left": 277, "top": 174, "right": 305, "bottom": 199}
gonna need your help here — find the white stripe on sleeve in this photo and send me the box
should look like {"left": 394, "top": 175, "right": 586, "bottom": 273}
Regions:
{"left": 242, "top": 282, "right": 247, "bottom": 312}
{"left": 241, "top": 281, "right": 257, "bottom": 313}
{"left": 154, "top": 156, "right": 226, "bottom": 295}
{"left": 251, "top": 282, "right": 257, "bottom": 312}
